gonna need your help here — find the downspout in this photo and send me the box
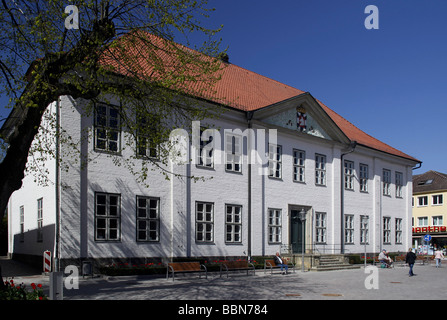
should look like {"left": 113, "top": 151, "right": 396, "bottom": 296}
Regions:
{"left": 340, "top": 141, "right": 357, "bottom": 254}
{"left": 55, "top": 97, "right": 61, "bottom": 272}
{"left": 246, "top": 111, "right": 254, "bottom": 260}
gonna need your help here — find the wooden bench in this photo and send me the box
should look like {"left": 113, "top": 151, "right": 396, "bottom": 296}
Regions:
{"left": 220, "top": 260, "right": 255, "bottom": 278}
{"left": 264, "top": 259, "right": 295, "bottom": 274}
{"left": 166, "top": 262, "right": 207, "bottom": 281}
{"left": 393, "top": 255, "right": 429, "bottom": 267}
{"left": 394, "top": 256, "right": 406, "bottom": 267}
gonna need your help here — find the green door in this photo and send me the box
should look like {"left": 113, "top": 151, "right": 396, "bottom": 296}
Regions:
{"left": 290, "top": 210, "right": 305, "bottom": 254}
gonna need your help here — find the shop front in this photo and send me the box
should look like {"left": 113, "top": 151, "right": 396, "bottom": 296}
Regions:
{"left": 412, "top": 226, "right": 447, "bottom": 254}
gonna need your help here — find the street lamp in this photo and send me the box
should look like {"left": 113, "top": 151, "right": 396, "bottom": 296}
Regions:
{"left": 299, "top": 208, "right": 307, "bottom": 272}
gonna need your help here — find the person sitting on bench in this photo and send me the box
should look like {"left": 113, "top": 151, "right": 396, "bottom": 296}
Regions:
{"left": 274, "top": 252, "right": 289, "bottom": 274}
{"left": 379, "top": 249, "right": 393, "bottom": 268}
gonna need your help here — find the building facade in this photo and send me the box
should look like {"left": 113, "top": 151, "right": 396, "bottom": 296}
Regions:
{"left": 412, "top": 170, "right": 447, "bottom": 252}
{"left": 4, "top": 42, "right": 421, "bottom": 270}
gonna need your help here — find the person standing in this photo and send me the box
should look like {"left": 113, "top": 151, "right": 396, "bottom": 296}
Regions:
{"left": 435, "top": 249, "right": 444, "bottom": 268}
{"left": 405, "top": 248, "right": 417, "bottom": 277}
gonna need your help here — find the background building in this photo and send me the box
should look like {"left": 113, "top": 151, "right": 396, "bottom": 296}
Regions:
{"left": 412, "top": 170, "right": 447, "bottom": 253}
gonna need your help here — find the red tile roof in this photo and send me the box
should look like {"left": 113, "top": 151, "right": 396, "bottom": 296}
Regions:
{"left": 102, "top": 32, "right": 420, "bottom": 163}
{"left": 207, "top": 62, "right": 419, "bottom": 163}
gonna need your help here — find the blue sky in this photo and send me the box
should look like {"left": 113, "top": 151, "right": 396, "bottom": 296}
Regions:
{"left": 1, "top": 0, "right": 446, "bottom": 175}
{"left": 194, "top": 0, "right": 447, "bottom": 175}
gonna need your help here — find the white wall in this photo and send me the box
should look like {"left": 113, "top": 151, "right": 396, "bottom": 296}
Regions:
{"left": 8, "top": 96, "right": 417, "bottom": 262}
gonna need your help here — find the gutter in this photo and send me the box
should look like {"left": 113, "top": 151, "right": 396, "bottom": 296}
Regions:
{"left": 246, "top": 111, "right": 254, "bottom": 261}
{"left": 54, "top": 97, "right": 61, "bottom": 272}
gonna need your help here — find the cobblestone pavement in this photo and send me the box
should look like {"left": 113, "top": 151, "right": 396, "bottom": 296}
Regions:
{"left": 2, "top": 257, "right": 446, "bottom": 301}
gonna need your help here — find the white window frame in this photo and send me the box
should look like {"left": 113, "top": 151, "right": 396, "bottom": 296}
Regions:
{"left": 433, "top": 216, "right": 443, "bottom": 226}
{"left": 268, "top": 208, "right": 282, "bottom": 244}
{"left": 268, "top": 144, "right": 282, "bottom": 179}
{"left": 136, "top": 196, "right": 160, "bottom": 242}
{"left": 360, "top": 215, "right": 369, "bottom": 244}
{"left": 315, "top": 154, "right": 326, "bottom": 186}
{"left": 19, "top": 205, "right": 24, "bottom": 242}
{"left": 418, "top": 196, "right": 428, "bottom": 207}
{"left": 95, "top": 192, "right": 121, "bottom": 241}
{"left": 418, "top": 216, "right": 428, "bottom": 227}
{"left": 433, "top": 195, "right": 443, "bottom": 206}
{"left": 196, "top": 202, "right": 214, "bottom": 243}
{"left": 37, "top": 198, "right": 43, "bottom": 242}
{"left": 344, "top": 215, "right": 354, "bottom": 244}
{"left": 225, "top": 204, "right": 242, "bottom": 243}
{"left": 395, "top": 218, "right": 402, "bottom": 244}
{"left": 359, "top": 163, "right": 368, "bottom": 192}
{"left": 382, "top": 169, "right": 391, "bottom": 196}
{"left": 94, "top": 104, "right": 121, "bottom": 153}
{"left": 383, "top": 217, "right": 391, "bottom": 244}
{"left": 315, "top": 212, "right": 327, "bottom": 244}
{"left": 293, "top": 149, "right": 305, "bottom": 182}
{"left": 395, "top": 172, "right": 403, "bottom": 198}
{"left": 197, "top": 128, "right": 215, "bottom": 168}
{"left": 136, "top": 114, "right": 159, "bottom": 159}
{"left": 344, "top": 160, "right": 354, "bottom": 190}
{"left": 225, "top": 134, "right": 242, "bottom": 173}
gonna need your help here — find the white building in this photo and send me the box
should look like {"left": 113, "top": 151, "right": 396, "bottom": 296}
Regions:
{"left": 3, "top": 40, "right": 421, "bottom": 271}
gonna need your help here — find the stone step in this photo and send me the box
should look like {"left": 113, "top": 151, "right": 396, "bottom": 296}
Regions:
{"left": 310, "top": 254, "right": 361, "bottom": 272}
{"left": 311, "top": 264, "right": 360, "bottom": 272}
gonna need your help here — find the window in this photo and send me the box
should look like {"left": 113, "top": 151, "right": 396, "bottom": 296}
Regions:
{"left": 225, "top": 134, "right": 242, "bottom": 173}
{"left": 95, "top": 193, "right": 121, "bottom": 241}
{"left": 37, "top": 198, "right": 43, "bottom": 242}
{"left": 315, "top": 212, "right": 327, "bottom": 244}
{"left": 418, "top": 196, "right": 428, "bottom": 207}
{"left": 293, "top": 149, "right": 305, "bottom": 182}
{"left": 395, "top": 218, "right": 402, "bottom": 244}
{"left": 19, "top": 206, "right": 24, "bottom": 242}
{"left": 344, "top": 215, "right": 354, "bottom": 244}
{"left": 433, "top": 216, "right": 443, "bottom": 226}
{"left": 360, "top": 215, "right": 369, "bottom": 244}
{"left": 268, "top": 144, "right": 282, "bottom": 179}
{"left": 268, "top": 209, "right": 282, "bottom": 244}
{"left": 198, "top": 128, "right": 214, "bottom": 168}
{"left": 196, "top": 202, "right": 214, "bottom": 242}
{"left": 225, "top": 205, "right": 242, "bottom": 243}
{"left": 395, "top": 172, "right": 403, "bottom": 198}
{"left": 344, "top": 160, "right": 354, "bottom": 190}
{"left": 315, "top": 154, "right": 326, "bottom": 185}
{"left": 382, "top": 169, "right": 391, "bottom": 196}
{"left": 136, "top": 196, "right": 160, "bottom": 242}
{"left": 136, "top": 114, "right": 159, "bottom": 159}
{"left": 359, "top": 164, "right": 368, "bottom": 192}
{"left": 433, "top": 195, "right": 443, "bottom": 206}
{"left": 418, "top": 216, "right": 428, "bottom": 227}
{"left": 95, "top": 104, "right": 120, "bottom": 153}
{"left": 383, "top": 217, "right": 391, "bottom": 244}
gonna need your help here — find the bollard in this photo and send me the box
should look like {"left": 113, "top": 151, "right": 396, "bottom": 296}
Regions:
{"left": 49, "top": 272, "right": 64, "bottom": 300}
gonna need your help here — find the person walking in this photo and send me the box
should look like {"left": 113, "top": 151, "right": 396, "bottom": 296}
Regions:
{"left": 405, "top": 248, "right": 417, "bottom": 277}
{"left": 435, "top": 249, "right": 444, "bottom": 268}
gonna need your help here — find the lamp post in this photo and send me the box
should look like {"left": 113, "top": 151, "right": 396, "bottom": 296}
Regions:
{"left": 299, "top": 208, "right": 307, "bottom": 272}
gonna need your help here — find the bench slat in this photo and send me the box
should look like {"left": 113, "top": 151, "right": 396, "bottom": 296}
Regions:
{"left": 166, "top": 262, "right": 207, "bottom": 281}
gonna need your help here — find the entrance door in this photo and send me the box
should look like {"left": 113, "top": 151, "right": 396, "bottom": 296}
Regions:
{"left": 290, "top": 209, "right": 305, "bottom": 254}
